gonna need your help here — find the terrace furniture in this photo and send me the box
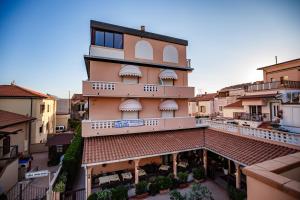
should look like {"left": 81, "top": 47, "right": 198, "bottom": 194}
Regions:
{"left": 98, "top": 174, "right": 120, "bottom": 185}
{"left": 159, "top": 165, "right": 170, "bottom": 171}
{"left": 121, "top": 172, "right": 133, "bottom": 180}
{"left": 178, "top": 161, "right": 188, "bottom": 168}
{"left": 138, "top": 169, "right": 146, "bottom": 176}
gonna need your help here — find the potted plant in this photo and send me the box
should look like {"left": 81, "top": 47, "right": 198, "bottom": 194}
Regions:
{"left": 156, "top": 176, "right": 172, "bottom": 194}
{"left": 135, "top": 181, "right": 148, "bottom": 199}
{"left": 96, "top": 189, "right": 112, "bottom": 200}
{"left": 177, "top": 172, "right": 189, "bottom": 188}
{"left": 111, "top": 185, "right": 128, "bottom": 200}
{"left": 223, "top": 159, "right": 229, "bottom": 175}
{"left": 192, "top": 167, "right": 205, "bottom": 183}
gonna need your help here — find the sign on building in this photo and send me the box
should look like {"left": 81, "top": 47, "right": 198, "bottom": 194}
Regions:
{"left": 25, "top": 170, "right": 49, "bottom": 179}
{"left": 115, "top": 119, "right": 144, "bottom": 128}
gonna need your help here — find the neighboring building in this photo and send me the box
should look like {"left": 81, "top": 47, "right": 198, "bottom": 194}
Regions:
{"left": 0, "top": 110, "right": 34, "bottom": 192}
{"left": 223, "top": 100, "right": 244, "bottom": 118}
{"left": 56, "top": 99, "right": 71, "bottom": 132}
{"left": 234, "top": 59, "right": 300, "bottom": 130}
{"left": 71, "top": 94, "right": 88, "bottom": 120}
{"left": 46, "top": 132, "right": 74, "bottom": 165}
{"left": 188, "top": 93, "right": 217, "bottom": 117}
{"left": 0, "top": 84, "right": 56, "bottom": 144}
{"left": 214, "top": 83, "right": 250, "bottom": 116}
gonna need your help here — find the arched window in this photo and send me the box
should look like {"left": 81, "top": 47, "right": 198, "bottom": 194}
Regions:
{"left": 163, "top": 45, "right": 178, "bottom": 63}
{"left": 135, "top": 40, "right": 153, "bottom": 60}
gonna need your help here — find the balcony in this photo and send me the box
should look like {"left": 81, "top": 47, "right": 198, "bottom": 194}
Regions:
{"left": 82, "top": 117, "right": 196, "bottom": 137}
{"left": 233, "top": 112, "right": 270, "bottom": 122}
{"left": 82, "top": 81, "right": 194, "bottom": 98}
{"left": 196, "top": 118, "right": 300, "bottom": 146}
{"left": 246, "top": 80, "right": 300, "bottom": 92}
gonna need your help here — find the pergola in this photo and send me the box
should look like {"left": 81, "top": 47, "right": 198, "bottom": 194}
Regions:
{"left": 82, "top": 128, "right": 298, "bottom": 198}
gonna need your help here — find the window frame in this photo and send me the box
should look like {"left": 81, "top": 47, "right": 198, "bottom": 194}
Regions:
{"left": 92, "top": 29, "right": 124, "bottom": 49}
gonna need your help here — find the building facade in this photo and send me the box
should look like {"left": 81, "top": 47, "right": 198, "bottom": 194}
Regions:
{"left": 0, "top": 110, "right": 34, "bottom": 192}
{"left": 188, "top": 93, "right": 217, "bottom": 117}
{"left": 82, "top": 20, "right": 195, "bottom": 197}
{"left": 0, "top": 84, "right": 56, "bottom": 144}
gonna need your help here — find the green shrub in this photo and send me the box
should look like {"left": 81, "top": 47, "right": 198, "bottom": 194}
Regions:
{"left": 148, "top": 182, "right": 160, "bottom": 196}
{"left": 168, "top": 174, "right": 179, "bottom": 189}
{"left": 178, "top": 172, "right": 189, "bottom": 184}
{"left": 169, "top": 190, "right": 187, "bottom": 200}
{"left": 135, "top": 181, "right": 148, "bottom": 195}
{"left": 87, "top": 193, "right": 97, "bottom": 200}
{"left": 62, "top": 124, "right": 83, "bottom": 189}
{"left": 227, "top": 185, "right": 246, "bottom": 200}
{"left": 192, "top": 167, "right": 205, "bottom": 180}
{"left": 189, "top": 183, "right": 214, "bottom": 200}
{"left": 156, "top": 176, "right": 172, "bottom": 190}
{"left": 96, "top": 189, "right": 112, "bottom": 200}
{"left": 53, "top": 180, "right": 65, "bottom": 192}
{"left": 111, "top": 185, "right": 128, "bottom": 200}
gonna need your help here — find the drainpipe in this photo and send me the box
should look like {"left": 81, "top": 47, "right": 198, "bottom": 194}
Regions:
{"left": 28, "top": 98, "right": 33, "bottom": 154}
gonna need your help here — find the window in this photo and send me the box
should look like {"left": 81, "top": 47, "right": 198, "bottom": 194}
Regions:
{"left": 40, "top": 104, "right": 45, "bottom": 114}
{"left": 3, "top": 136, "right": 10, "bottom": 155}
{"left": 39, "top": 125, "right": 43, "bottom": 133}
{"left": 93, "top": 30, "right": 123, "bottom": 49}
{"left": 122, "top": 77, "right": 139, "bottom": 84}
{"left": 135, "top": 40, "right": 153, "bottom": 60}
{"left": 47, "top": 105, "right": 50, "bottom": 112}
{"left": 219, "top": 106, "right": 223, "bottom": 111}
{"left": 122, "top": 111, "right": 139, "bottom": 119}
{"left": 161, "top": 110, "right": 175, "bottom": 118}
{"left": 56, "top": 145, "right": 63, "bottom": 153}
{"left": 249, "top": 105, "right": 262, "bottom": 114}
{"left": 161, "top": 79, "right": 174, "bottom": 86}
{"left": 200, "top": 106, "right": 206, "bottom": 113}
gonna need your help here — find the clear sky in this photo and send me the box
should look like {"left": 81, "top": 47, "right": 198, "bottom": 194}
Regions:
{"left": 1, "top": 0, "right": 300, "bottom": 98}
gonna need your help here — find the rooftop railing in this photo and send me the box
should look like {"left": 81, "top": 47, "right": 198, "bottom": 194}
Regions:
{"left": 233, "top": 112, "right": 270, "bottom": 122}
{"left": 246, "top": 80, "right": 300, "bottom": 92}
{"left": 196, "top": 118, "right": 300, "bottom": 146}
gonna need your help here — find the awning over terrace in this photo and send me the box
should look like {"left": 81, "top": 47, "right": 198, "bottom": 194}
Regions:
{"left": 82, "top": 128, "right": 298, "bottom": 167}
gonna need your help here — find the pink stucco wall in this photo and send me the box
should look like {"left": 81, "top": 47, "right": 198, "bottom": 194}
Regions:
{"left": 123, "top": 34, "right": 187, "bottom": 67}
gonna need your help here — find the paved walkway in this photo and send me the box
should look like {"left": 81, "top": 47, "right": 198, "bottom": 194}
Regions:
{"left": 145, "top": 180, "right": 229, "bottom": 200}
{"left": 30, "top": 152, "right": 59, "bottom": 187}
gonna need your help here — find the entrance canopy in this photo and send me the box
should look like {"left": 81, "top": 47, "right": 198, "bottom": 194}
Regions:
{"left": 82, "top": 128, "right": 298, "bottom": 167}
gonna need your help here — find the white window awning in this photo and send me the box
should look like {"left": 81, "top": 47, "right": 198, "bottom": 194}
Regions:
{"left": 119, "top": 99, "right": 142, "bottom": 111}
{"left": 159, "top": 69, "right": 178, "bottom": 80}
{"left": 159, "top": 100, "right": 178, "bottom": 111}
{"left": 119, "top": 65, "right": 142, "bottom": 77}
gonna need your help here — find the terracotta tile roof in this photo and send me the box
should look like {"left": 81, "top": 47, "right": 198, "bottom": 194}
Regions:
{"left": 219, "top": 83, "right": 251, "bottom": 92}
{"left": 0, "top": 110, "right": 35, "bottom": 128}
{"left": 0, "top": 84, "right": 49, "bottom": 98}
{"left": 204, "top": 129, "right": 297, "bottom": 166}
{"left": 72, "top": 94, "right": 87, "bottom": 101}
{"left": 238, "top": 93, "right": 277, "bottom": 99}
{"left": 46, "top": 133, "right": 74, "bottom": 146}
{"left": 82, "top": 128, "right": 298, "bottom": 166}
{"left": 224, "top": 100, "right": 243, "bottom": 108}
{"left": 190, "top": 93, "right": 217, "bottom": 102}
{"left": 83, "top": 129, "right": 205, "bottom": 165}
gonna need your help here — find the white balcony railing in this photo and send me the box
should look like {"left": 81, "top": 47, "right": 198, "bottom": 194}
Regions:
{"left": 196, "top": 118, "right": 300, "bottom": 146}
{"left": 83, "top": 81, "right": 194, "bottom": 98}
{"left": 82, "top": 117, "right": 196, "bottom": 137}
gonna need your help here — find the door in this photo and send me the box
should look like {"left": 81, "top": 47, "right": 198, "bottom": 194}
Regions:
{"left": 271, "top": 103, "right": 280, "bottom": 121}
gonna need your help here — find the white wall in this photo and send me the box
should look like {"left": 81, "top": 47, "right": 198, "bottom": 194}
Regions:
{"left": 0, "top": 158, "right": 18, "bottom": 192}
{"left": 223, "top": 107, "right": 244, "bottom": 118}
{"left": 281, "top": 104, "right": 300, "bottom": 133}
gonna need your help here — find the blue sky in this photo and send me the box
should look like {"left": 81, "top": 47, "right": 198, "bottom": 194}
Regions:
{"left": 1, "top": 0, "right": 300, "bottom": 98}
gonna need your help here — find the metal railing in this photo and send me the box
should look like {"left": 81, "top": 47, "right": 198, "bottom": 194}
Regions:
{"left": 246, "top": 80, "right": 300, "bottom": 92}
{"left": 196, "top": 118, "right": 300, "bottom": 146}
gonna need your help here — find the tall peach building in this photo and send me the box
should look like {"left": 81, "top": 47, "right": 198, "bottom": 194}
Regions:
{"left": 82, "top": 21, "right": 195, "bottom": 137}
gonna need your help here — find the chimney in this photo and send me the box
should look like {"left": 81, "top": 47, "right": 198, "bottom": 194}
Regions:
{"left": 140, "top": 25, "right": 145, "bottom": 32}
{"left": 205, "top": 92, "right": 207, "bottom": 95}
{"left": 275, "top": 56, "right": 278, "bottom": 64}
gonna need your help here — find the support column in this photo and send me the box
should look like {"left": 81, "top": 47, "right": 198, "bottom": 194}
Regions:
{"left": 134, "top": 159, "right": 140, "bottom": 184}
{"left": 85, "top": 166, "right": 92, "bottom": 199}
{"left": 235, "top": 163, "right": 241, "bottom": 189}
{"left": 203, "top": 150, "right": 208, "bottom": 176}
{"left": 228, "top": 159, "right": 231, "bottom": 174}
{"left": 173, "top": 153, "right": 178, "bottom": 177}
